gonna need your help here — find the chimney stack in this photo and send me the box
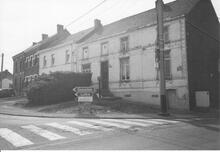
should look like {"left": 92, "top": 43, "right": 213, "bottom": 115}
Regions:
{"left": 57, "top": 24, "right": 64, "bottom": 33}
{"left": 42, "top": 34, "right": 48, "bottom": 41}
{"left": 94, "top": 19, "right": 102, "bottom": 29}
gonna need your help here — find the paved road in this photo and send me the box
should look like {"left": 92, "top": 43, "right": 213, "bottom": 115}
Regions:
{"left": 0, "top": 114, "right": 219, "bottom": 150}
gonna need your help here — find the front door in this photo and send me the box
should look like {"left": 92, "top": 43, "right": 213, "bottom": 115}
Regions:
{"left": 100, "top": 61, "right": 109, "bottom": 90}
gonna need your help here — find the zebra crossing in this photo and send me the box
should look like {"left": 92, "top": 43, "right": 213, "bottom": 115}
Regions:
{"left": 0, "top": 118, "right": 179, "bottom": 149}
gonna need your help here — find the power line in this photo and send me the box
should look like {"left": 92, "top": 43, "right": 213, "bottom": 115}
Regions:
{"left": 65, "top": 0, "right": 107, "bottom": 28}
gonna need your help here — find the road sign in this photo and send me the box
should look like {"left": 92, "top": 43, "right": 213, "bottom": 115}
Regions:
{"left": 73, "top": 87, "right": 95, "bottom": 102}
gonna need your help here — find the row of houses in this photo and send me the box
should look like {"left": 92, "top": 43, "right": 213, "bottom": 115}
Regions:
{"left": 13, "top": 0, "right": 220, "bottom": 110}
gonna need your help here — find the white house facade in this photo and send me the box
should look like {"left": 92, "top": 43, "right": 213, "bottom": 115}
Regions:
{"left": 75, "top": 16, "right": 189, "bottom": 110}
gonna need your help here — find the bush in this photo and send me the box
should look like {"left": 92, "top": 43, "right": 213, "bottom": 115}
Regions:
{"left": 26, "top": 72, "right": 92, "bottom": 105}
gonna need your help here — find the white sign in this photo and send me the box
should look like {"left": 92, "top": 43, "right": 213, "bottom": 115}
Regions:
{"left": 73, "top": 87, "right": 94, "bottom": 103}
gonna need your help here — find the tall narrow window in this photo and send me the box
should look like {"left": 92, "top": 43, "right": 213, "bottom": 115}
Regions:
{"left": 164, "top": 26, "right": 169, "bottom": 43}
{"left": 120, "top": 37, "right": 129, "bottom": 53}
{"left": 51, "top": 54, "right": 55, "bottom": 66}
{"left": 29, "top": 56, "right": 32, "bottom": 68}
{"left": 82, "top": 63, "right": 91, "bottom": 73}
{"left": 43, "top": 56, "right": 47, "bottom": 67}
{"left": 65, "top": 50, "right": 70, "bottom": 63}
{"left": 120, "top": 57, "right": 130, "bottom": 81}
{"left": 82, "top": 47, "right": 89, "bottom": 59}
{"left": 164, "top": 50, "right": 171, "bottom": 80}
{"left": 72, "top": 52, "right": 76, "bottom": 63}
{"left": 101, "top": 42, "right": 108, "bottom": 56}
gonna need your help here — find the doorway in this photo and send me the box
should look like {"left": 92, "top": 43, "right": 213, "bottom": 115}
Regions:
{"left": 100, "top": 61, "right": 109, "bottom": 90}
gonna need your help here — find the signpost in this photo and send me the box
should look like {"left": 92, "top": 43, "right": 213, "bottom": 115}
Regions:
{"left": 73, "top": 87, "right": 95, "bottom": 103}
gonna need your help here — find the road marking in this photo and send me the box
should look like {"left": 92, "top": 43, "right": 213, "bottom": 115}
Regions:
{"left": 153, "top": 119, "right": 179, "bottom": 123}
{"left": 46, "top": 122, "right": 91, "bottom": 136}
{"left": 128, "top": 119, "right": 166, "bottom": 125}
{"left": 67, "top": 120, "right": 113, "bottom": 131}
{"left": 84, "top": 119, "right": 131, "bottom": 129}
{"left": 104, "top": 119, "right": 153, "bottom": 127}
{"left": 21, "top": 125, "right": 65, "bottom": 141}
{"left": 0, "top": 128, "right": 33, "bottom": 147}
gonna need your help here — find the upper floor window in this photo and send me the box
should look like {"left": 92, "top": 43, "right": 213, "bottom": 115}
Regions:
{"left": 29, "top": 56, "right": 33, "bottom": 68}
{"left": 65, "top": 50, "right": 70, "bottom": 63}
{"left": 101, "top": 42, "right": 108, "bottom": 56}
{"left": 34, "top": 55, "right": 38, "bottom": 66}
{"left": 43, "top": 56, "right": 47, "bottom": 67}
{"left": 82, "top": 63, "right": 91, "bottom": 73}
{"left": 120, "top": 36, "right": 129, "bottom": 53}
{"left": 163, "top": 26, "right": 169, "bottom": 43}
{"left": 72, "top": 52, "right": 76, "bottom": 63}
{"left": 51, "top": 54, "right": 55, "bottom": 66}
{"left": 82, "top": 47, "right": 89, "bottom": 59}
{"left": 120, "top": 57, "right": 130, "bottom": 81}
{"left": 164, "top": 50, "right": 171, "bottom": 80}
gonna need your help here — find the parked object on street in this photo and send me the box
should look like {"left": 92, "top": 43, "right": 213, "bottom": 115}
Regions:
{"left": 0, "top": 88, "right": 15, "bottom": 98}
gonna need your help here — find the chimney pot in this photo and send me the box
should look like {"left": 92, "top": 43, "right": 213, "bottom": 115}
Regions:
{"left": 57, "top": 24, "right": 64, "bottom": 33}
{"left": 42, "top": 34, "right": 48, "bottom": 40}
{"left": 94, "top": 19, "right": 102, "bottom": 29}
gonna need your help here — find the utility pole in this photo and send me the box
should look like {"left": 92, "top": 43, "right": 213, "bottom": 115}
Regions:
{"left": 1, "top": 53, "right": 4, "bottom": 72}
{"left": 156, "top": 0, "right": 169, "bottom": 116}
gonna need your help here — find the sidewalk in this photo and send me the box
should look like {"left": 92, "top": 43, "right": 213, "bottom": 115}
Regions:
{"left": 0, "top": 97, "right": 219, "bottom": 119}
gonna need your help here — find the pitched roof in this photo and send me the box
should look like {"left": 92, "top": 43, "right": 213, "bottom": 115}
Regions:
{"left": 0, "top": 70, "right": 12, "bottom": 80}
{"left": 83, "top": 0, "right": 200, "bottom": 43}
{"left": 14, "top": 29, "right": 70, "bottom": 57}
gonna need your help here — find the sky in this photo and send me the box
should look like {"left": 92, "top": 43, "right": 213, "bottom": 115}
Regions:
{"left": 0, "top": 0, "right": 220, "bottom": 73}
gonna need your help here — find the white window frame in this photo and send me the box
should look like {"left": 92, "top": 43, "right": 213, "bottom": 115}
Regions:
{"left": 120, "top": 36, "right": 129, "bottom": 53}
{"left": 43, "top": 56, "right": 47, "bottom": 67}
{"left": 82, "top": 47, "right": 89, "bottom": 59}
{"left": 120, "top": 57, "right": 130, "bottom": 82}
{"left": 82, "top": 63, "right": 91, "bottom": 73}
{"left": 101, "top": 42, "right": 109, "bottom": 56}
{"left": 65, "top": 50, "right": 70, "bottom": 63}
{"left": 51, "top": 54, "right": 55, "bottom": 66}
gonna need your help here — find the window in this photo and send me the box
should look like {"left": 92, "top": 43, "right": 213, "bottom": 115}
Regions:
{"left": 51, "top": 54, "right": 55, "bottom": 66}
{"left": 82, "top": 63, "right": 91, "bottom": 73}
{"left": 120, "top": 57, "right": 130, "bottom": 81}
{"left": 72, "top": 52, "right": 76, "bottom": 63}
{"left": 43, "top": 56, "right": 47, "bottom": 67}
{"left": 82, "top": 47, "right": 89, "bottom": 59}
{"left": 120, "top": 37, "right": 129, "bottom": 53}
{"left": 65, "top": 50, "right": 70, "bottom": 63}
{"left": 164, "top": 50, "right": 171, "bottom": 80}
{"left": 34, "top": 55, "right": 38, "bottom": 66}
{"left": 29, "top": 56, "right": 33, "bottom": 67}
{"left": 163, "top": 26, "right": 169, "bottom": 43}
{"left": 101, "top": 42, "right": 108, "bottom": 56}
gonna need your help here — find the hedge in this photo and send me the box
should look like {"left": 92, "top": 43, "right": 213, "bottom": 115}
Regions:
{"left": 26, "top": 72, "right": 92, "bottom": 105}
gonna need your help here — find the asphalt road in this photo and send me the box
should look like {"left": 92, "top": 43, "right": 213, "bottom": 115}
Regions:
{"left": 0, "top": 114, "right": 220, "bottom": 150}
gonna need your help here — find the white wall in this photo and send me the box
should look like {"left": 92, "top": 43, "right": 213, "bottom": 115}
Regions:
{"left": 39, "top": 44, "right": 75, "bottom": 75}
{"left": 75, "top": 18, "right": 189, "bottom": 109}
{"left": 2, "top": 78, "right": 12, "bottom": 89}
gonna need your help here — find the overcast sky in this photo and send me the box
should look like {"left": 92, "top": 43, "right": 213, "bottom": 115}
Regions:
{"left": 0, "top": 0, "right": 219, "bottom": 73}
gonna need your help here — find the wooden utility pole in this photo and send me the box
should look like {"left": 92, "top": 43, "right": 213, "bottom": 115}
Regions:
{"left": 156, "top": 0, "right": 169, "bottom": 116}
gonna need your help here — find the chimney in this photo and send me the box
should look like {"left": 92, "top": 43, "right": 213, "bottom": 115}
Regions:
{"left": 94, "top": 19, "right": 102, "bottom": 29}
{"left": 32, "top": 42, "right": 37, "bottom": 46}
{"left": 57, "top": 24, "right": 64, "bottom": 33}
{"left": 42, "top": 34, "right": 48, "bottom": 40}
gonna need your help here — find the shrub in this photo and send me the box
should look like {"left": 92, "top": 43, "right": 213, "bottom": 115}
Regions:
{"left": 26, "top": 72, "right": 92, "bottom": 105}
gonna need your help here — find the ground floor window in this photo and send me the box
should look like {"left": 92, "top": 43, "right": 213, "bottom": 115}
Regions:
{"left": 82, "top": 63, "right": 91, "bottom": 73}
{"left": 120, "top": 57, "right": 130, "bottom": 81}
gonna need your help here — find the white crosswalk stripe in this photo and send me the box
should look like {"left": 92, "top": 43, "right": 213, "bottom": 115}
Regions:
{"left": 46, "top": 122, "right": 91, "bottom": 136}
{"left": 21, "top": 125, "right": 65, "bottom": 141}
{"left": 104, "top": 119, "right": 153, "bottom": 127}
{"left": 67, "top": 120, "right": 113, "bottom": 131}
{"left": 84, "top": 119, "right": 131, "bottom": 129}
{"left": 128, "top": 119, "right": 166, "bottom": 125}
{"left": 153, "top": 119, "right": 179, "bottom": 123}
{"left": 0, "top": 128, "right": 33, "bottom": 147}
